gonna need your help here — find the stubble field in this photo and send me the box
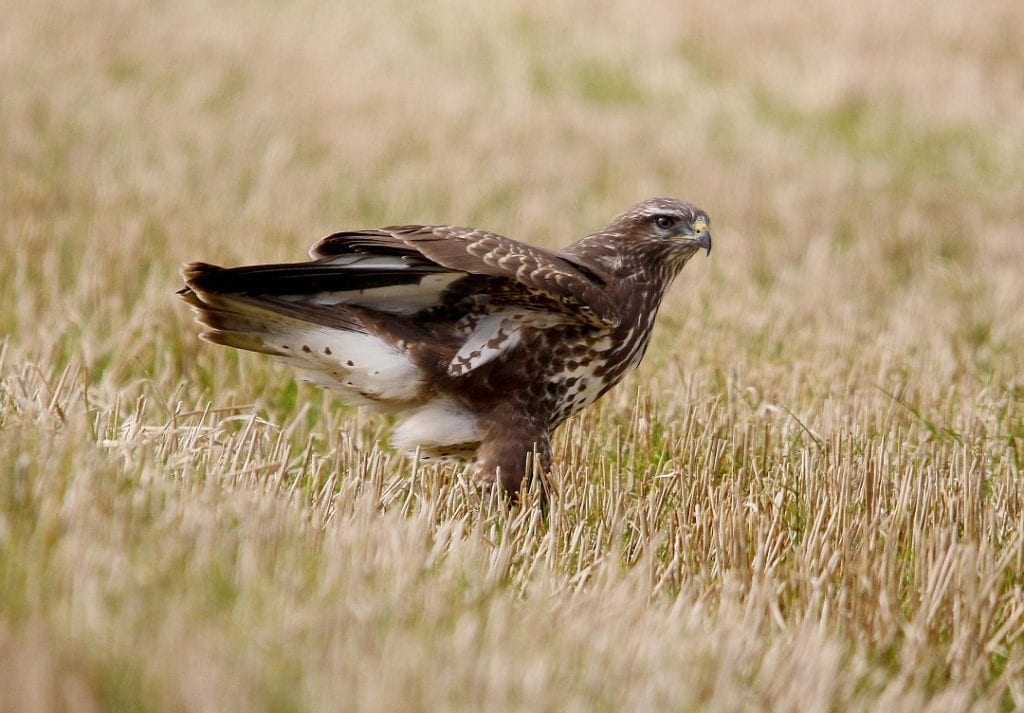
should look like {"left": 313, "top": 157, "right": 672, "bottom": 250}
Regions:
{"left": 2, "top": 0, "right": 1023, "bottom": 710}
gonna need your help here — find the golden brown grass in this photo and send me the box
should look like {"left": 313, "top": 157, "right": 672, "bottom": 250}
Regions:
{"left": 2, "top": 0, "right": 1023, "bottom": 710}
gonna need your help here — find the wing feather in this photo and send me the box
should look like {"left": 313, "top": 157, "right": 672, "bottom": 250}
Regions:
{"left": 312, "top": 226, "right": 619, "bottom": 327}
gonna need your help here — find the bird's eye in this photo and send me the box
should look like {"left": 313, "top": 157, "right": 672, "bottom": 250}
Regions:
{"left": 654, "top": 215, "right": 674, "bottom": 230}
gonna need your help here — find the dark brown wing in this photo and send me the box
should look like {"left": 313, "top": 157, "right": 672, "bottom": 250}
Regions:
{"left": 311, "top": 225, "right": 620, "bottom": 328}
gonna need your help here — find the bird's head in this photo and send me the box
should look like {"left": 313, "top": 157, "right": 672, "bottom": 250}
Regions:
{"left": 571, "top": 197, "right": 711, "bottom": 278}
{"left": 613, "top": 197, "right": 711, "bottom": 254}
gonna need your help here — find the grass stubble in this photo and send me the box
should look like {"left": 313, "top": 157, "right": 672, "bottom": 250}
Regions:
{"left": 1, "top": 0, "right": 1023, "bottom": 710}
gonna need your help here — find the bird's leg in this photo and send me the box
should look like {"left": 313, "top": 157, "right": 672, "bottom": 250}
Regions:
{"left": 472, "top": 404, "right": 552, "bottom": 497}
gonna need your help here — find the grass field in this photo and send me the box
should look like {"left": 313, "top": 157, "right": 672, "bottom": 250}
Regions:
{"left": 2, "top": 0, "right": 1024, "bottom": 710}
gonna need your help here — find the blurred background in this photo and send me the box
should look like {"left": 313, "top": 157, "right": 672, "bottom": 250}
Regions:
{"left": 1, "top": 1, "right": 1023, "bottom": 709}
{"left": 3, "top": 0, "right": 1022, "bottom": 390}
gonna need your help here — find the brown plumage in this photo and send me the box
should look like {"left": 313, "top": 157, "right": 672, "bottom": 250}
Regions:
{"left": 179, "top": 197, "right": 711, "bottom": 494}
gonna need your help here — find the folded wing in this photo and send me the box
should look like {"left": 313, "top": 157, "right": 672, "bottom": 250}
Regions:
{"left": 312, "top": 225, "right": 620, "bottom": 328}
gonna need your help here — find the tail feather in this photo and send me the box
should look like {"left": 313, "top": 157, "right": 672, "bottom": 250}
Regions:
{"left": 201, "top": 329, "right": 285, "bottom": 356}
{"left": 179, "top": 261, "right": 429, "bottom": 411}
{"left": 183, "top": 259, "right": 441, "bottom": 296}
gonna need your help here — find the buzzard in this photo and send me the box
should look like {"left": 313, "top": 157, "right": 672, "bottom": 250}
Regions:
{"left": 180, "top": 197, "right": 711, "bottom": 494}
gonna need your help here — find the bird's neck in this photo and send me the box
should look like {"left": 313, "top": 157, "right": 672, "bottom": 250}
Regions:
{"left": 564, "top": 233, "right": 684, "bottom": 290}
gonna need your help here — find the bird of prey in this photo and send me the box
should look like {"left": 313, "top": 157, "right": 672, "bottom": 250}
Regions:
{"left": 180, "top": 197, "right": 711, "bottom": 495}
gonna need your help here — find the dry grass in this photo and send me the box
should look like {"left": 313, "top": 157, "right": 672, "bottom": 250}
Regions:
{"left": 2, "top": 0, "right": 1024, "bottom": 710}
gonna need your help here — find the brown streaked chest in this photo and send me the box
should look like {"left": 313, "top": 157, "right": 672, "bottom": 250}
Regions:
{"left": 533, "top": 286, "right": 667, "bottom": 426}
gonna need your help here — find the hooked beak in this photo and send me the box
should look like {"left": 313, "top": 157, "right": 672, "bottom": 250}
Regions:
{"left": 695, "top": 230, "right": 712, "bottom": 255}
{"left": 690, "top": 219, "right": 711, "bottom": 256}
